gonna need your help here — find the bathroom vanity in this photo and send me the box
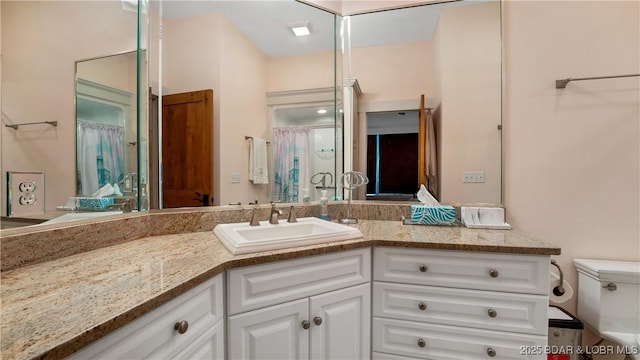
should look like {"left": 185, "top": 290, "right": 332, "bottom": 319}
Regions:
{"left": 0, "top": 210, "right": 560, "bottom": 360}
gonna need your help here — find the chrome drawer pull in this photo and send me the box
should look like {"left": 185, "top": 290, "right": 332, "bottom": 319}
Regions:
{"left": 419, "top": 264, "right": 428, "bottom": 272}
{"left": 418, "top": 302, "right": 427, "bottom": 311}
{"left": 487, "top": 309, "right": 497, "bottom": 318}
{"left": 488, "top": 268, "right": 499, "bottom": 278}
{"left": 302, "top": 320, "right": 310, "bottom": 329}
{"left": 487, "top": 347, "right": 496, "bottom": 357}
{"left": 313, "top": 316, "right": 323, "bottom": 326}
{"left": 174, "top": 320, "right": 189, "bottom": 334}
{"left": 417, "top": 338, "right": 426, "bottom": 348}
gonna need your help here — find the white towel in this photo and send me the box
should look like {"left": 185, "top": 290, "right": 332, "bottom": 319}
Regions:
{"left": 249, "top": 137, "right": 269, "bottom": 184}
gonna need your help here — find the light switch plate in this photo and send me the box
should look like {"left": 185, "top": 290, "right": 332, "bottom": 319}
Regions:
{"left": 231, "top": 173, "right": 241, "bottom": 184}
{"left": 463, "top": 171, "right": 485, "bottom": 183}
{"left": 7, "top": 171, "right": 45, "bottom": 217}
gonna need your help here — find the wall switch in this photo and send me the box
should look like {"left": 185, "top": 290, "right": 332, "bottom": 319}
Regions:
{"left": 231, "top": 173, "right": 241, "bottom": 184}
{"left": 463, "top": 171, "right": 485, "bottom": 183}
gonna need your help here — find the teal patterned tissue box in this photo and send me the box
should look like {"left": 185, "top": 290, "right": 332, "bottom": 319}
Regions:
{"left": 410, "top": 205, "right": 456, "bottom": 225}
{"left": 74, "top": 197, "right": 115, "bottom": 211}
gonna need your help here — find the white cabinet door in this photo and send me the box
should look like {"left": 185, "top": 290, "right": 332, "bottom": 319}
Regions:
{"left": 68, "top": 274, "right": 223, "bottom": 359}
{"left": 228, "top": 298, "right": 310, "bottom": 360}
{"left": 174, "top": 320, "right": 224, "bottom": 360}
{"left": 310, "top": 283, "right": 371, "bottom": 360}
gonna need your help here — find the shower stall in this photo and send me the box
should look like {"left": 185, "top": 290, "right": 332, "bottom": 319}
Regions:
{"left": 271, "top": 105, "right": 343, "bottom": 202}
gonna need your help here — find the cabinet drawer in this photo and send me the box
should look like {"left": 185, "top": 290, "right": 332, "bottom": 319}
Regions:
{"left": 227, "top": 248, "right": 371, "bottom": 315}
{"left": 69, "top": 274, "right": 224, "bottom": 359}
{"left": 373, "top": 318, "right": 546, "bottom": 360}
{"left": 374, "top": 247, "right": 549, "bottom": 295}
{"left": 373, "top": 282, "right": 548, "bottom": 335}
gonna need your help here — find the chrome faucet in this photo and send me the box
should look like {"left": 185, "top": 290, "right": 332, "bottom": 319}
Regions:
{"left": 269, "top": 202, "right": 282, "bottom": 224}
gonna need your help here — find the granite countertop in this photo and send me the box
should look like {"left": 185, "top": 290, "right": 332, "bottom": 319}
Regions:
{"left": 0, "top": 220, "right": 560, "bottom": 360}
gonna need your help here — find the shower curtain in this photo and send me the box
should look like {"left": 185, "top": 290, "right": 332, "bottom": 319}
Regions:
{"left": 78, "top": 120, "right": 125, "bottom": 195}
{"left": 271, "top": 127, "right": 310, "bottom": 203}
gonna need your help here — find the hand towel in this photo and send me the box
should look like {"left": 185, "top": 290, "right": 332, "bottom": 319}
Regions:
{"left": 249, "top": 137, "right": 269, "bottom": 184}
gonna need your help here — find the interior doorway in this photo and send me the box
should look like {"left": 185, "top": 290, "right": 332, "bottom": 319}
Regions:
{"left": 365, "top": 110, "right": 419, "bottom": 200}
{"left": 161, "top": 89, "right": 214, "bottom": 208}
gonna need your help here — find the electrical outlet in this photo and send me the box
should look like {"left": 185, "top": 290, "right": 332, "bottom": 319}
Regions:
{"left": 19, "top": 181, "right": 37, "bottom": 192}
{"left": 7, "top": 171, "right": 45, "bottom": 217}
{"left": 231, "top": 173, "right": 241, "bottom": 184}
{"left": 463, "top": 171, "right": 485, "bottom": 183}
{"left": 19, "top": 194, "right": 37, "bottom": 205}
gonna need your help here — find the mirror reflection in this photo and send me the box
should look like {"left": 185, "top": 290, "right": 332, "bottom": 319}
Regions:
{"left": 153, "top": 0, "right": 340, "bottom": 207}
{"left": 344, "top": 0, "right": 502, "bottom": 205}
{"left": 1, "top": 1, "right": 147, "bottom": 229}
{"left": 272, "top": 103, "right": 341, "bottom": 202}
{"left": 75, "top": 52, "right": 142, "bottom": 207}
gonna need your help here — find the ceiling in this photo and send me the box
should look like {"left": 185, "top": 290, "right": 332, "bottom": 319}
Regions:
{"left": 157, "top": 0, "right": 489, "bottom": 57}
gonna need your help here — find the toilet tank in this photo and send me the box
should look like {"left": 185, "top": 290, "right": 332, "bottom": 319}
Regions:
{"left": 573, "top": 259, "right": 640, "bottom": 334}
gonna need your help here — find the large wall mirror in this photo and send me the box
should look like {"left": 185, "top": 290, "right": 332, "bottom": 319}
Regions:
{"left": 152, "top": 0, "right": 341, "bottom": 207}
{"left": 1, "top": 1, "right": 148, "bottom": 229}
{"left": 343, "top": 0, "right": 502, "bottom": 205}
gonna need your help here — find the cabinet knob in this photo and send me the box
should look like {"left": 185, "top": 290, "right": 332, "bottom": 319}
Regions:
{"left": 487, "top": 309, "right": 497, "bottom": 318}
{"left": 488, "top": 268, "right": 499, "bottom": 278}
{"left": 174, "top": 320, "right": 189, "bottom": 334}
{"left": 418, "top": 302, "right": 427, "bottom": 311}
{"left": 603, "top": 282, "right": 617, "bottom": 291}
{"left": 302, "top": 320, "right": 311, "bottom": 330}
{"left": 313, "top": 316, "right": 323, "bottom": 326}
{"left": 487, "top": 347, "right": 497, "bottom": 357}
{"left": 417, "top": 338, "right": 426, "bottom": 348}
{"left": 419, "top": 264, "right": 428, "bottom": 272}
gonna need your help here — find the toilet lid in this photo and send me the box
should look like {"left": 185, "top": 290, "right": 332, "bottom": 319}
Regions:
{"left": 574, "top": 259, "right": 640, "bottom": 284}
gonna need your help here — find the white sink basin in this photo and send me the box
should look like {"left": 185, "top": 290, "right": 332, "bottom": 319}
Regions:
{"left": 213, "top": 217, "right": 363, "bottom": 255}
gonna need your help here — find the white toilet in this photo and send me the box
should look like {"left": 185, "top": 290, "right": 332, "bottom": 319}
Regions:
{"left": 574, "top": 259, "right": 640, "bottom": 360}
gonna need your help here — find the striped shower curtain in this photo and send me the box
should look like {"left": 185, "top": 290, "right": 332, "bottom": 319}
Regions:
{"left": 271, "top": 128, "right": 310, "bottom": 203}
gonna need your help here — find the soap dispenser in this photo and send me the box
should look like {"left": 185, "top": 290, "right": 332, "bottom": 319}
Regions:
{"left": 319, "top": 189, "right": 330, "bottom": 220}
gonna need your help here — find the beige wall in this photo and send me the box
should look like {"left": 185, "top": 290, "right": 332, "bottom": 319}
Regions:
{"left": 434, "top": 2, "right": 502, "bottom": 204}
{"left": 503, "top": 1, "right": 639, "bottom": 355}
{"left": 351, "top": 41, "right": 434, "bottom": 103}
{"left": 1, "top": 1, "right": 138, "bottom": 215}
{"left": 163, "top": 12, "right": 269, "bottom": 206}
{"left": 267, "top": 51, "right": 335, "bottom": 93}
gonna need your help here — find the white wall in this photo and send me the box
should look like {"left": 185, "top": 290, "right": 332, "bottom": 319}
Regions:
{"left": 1, "top": 1, "right": 138, "bottom": 215}
{"left": 503, "top": 1, "right": 639, "bottom": 355}
{"left": 433, "top": 2, "right": 502, "bottom": 204}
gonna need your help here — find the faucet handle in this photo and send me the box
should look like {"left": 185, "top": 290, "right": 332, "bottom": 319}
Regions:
{"left": 288, "top": 206, "right": 298, "bottom": 223}
{"left": 249, "top": 207, "right": 260, "bottom": 226}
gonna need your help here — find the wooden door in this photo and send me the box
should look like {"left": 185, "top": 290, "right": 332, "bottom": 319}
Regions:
{"left": 228, "top": 298, "right": 310, "bottom": 360}
{"left": 162, "top": 89, "right": 213, "bottom": 208}
{"left": 309, "top": 283, "right": 371, "bottom": 360}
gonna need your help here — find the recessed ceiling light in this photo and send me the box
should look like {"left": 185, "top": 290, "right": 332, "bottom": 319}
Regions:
{"left": 317, "top": 109, "right": 328, "bottom": 114}
{"left": 288, "top": 22, "right": 311, "bottom": 37}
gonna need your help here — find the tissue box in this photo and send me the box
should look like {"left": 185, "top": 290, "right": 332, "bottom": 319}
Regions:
{"left": 461, "top": 207, "right": 511, "bottom": 229}
{"left": 70, "top": 197, "right": 115, "bottom": 211}
{"left": 410, "top": 205, "right": 456, "bottom": 225}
